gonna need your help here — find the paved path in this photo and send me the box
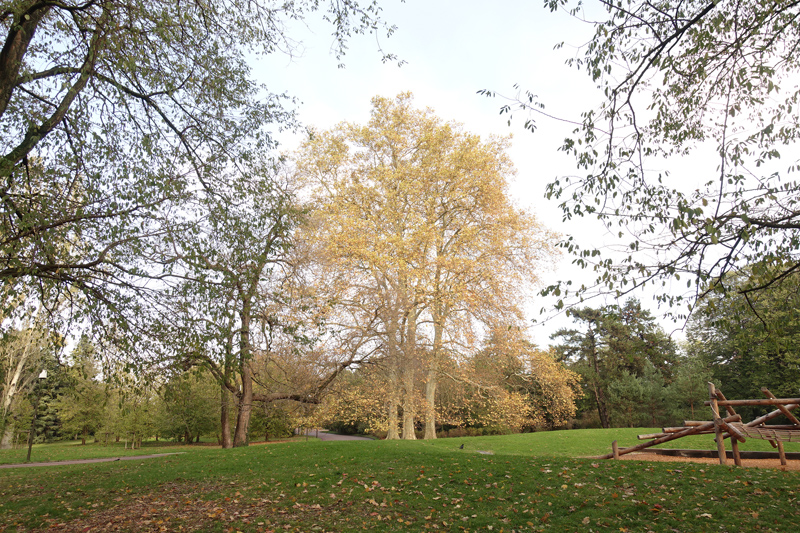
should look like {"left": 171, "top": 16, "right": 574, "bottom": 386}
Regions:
{"left": 297, "top": 429, "right": 372, "bottom": 441}
{"left": 0, "top": 453, "right": 184, "bottom": 469}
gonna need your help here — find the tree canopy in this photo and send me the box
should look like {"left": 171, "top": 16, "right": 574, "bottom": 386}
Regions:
{"left": 551, "top": 298, "right": 677, "bottom": 428}
{"left": 686, "top": 265, "right": 800, "bottom": 409}
{"left": 0, "top": 0, "right": 393, "bottom": 323}
{"left": 514, "top": 0, "right": 800, "bottom": 314}
{"left": 297, "top": 93, "right": 561, "bottom": 439}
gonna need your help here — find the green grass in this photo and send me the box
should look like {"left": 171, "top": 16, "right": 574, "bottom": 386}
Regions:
{"left": 417, "top": 428, "right": 800, "bottom": 457}
{"left": 0, "top": 436, "right": 308, "bottom": 466}
{"left": 0, "top": 439, "right": 204, "bottom": 465}
{"left": 1, "top": 431, "right": 799, "bottom": 532}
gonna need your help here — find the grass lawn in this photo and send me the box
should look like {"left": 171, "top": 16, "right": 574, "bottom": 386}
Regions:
{"left": 1, "top": 430, "right": 799, "bottom": 532}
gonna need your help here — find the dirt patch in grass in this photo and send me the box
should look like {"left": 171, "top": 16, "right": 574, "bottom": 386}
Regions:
{"left": 619, "top": 452, "right": 800, "bottom": 471}
{"left": 21, "top": 481, "right": 354, "bottom": 533}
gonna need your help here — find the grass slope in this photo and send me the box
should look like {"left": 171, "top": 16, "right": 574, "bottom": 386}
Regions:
{"left": 1, "top": 431, "right": 799, "bottom": 532}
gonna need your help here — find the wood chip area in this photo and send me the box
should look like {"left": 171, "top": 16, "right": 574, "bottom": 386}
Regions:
{"left": 618, "top": 452, "right": 800, "bottom": 471}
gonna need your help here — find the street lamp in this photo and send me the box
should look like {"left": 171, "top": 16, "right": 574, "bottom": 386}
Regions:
{"left": 25, "top": 369, "right": 48, "bottom": 463}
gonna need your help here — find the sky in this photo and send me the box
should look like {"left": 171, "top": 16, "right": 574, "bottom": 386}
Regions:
{"left": 252, "top": 0, "right": 687, "bottom": 345}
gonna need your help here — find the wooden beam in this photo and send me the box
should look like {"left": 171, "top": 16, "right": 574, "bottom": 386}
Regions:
{"left": 761, "top": 388, "right": 800, "bottom": 425}
{"left": 705, "top": 398, "right": 800, "bottom": 406}
{"left": 638, "top": 432, "right": 669, "bottom": 440}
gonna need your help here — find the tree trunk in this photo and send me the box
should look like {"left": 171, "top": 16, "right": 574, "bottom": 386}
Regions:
{"left": 423, "top": 303, "right": 445, "bottom": 440}
{"left": 385, "top": 310, "right": 401, "bottom": 440}
{"left": 220, "top": 383, "right": 232, "bottom": 448}
{"left": 401, "top": 306, "right": 418, "bottom": 440}
{"left": 588, "top": 331, "right": 610, "bottom": 428}
{"left": 0, "top": 427, "right": 13, "bottom": 449}
{"left": 423, "top": 373, "right": 437, "bottom": 439}
{"left": 401, "top": 356, "right": 417, "bottom": 440}
{"left": 232, "top": 292, "right": 254, "bottom": 447}
{"left": 233, "top": 366, "right": 253, "bottom": 447}
{"left": 1, "top": 328, "right": 37, "bottom": 450}
{"left": 386, "top": 396, "right": 400, "bottom": 440}
{"left": 592, "top": 381, "right": 610, "bottom": 429}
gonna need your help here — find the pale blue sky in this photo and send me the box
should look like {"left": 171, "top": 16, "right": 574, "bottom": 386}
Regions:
{"left": 253, "top": 1, "right": 685, "bottom": 344}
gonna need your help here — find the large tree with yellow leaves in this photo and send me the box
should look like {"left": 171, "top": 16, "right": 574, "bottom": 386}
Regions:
{"left": 296, "top": 94, "right": 559, "bottom": 439}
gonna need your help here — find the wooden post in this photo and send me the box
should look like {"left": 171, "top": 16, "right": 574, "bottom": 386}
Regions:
{"left": 730, "top": 438, "right": 742, "bottom": 467}
{"left": 713, "top": 388, "right": 746, "bottom": 468}
{"left": 612, "top": 440, "right": 619, "bottom": 460}
{"left": 777, "top": 441, "right": 788, "bottom": 466}
{"left": 709, "top": 383, "right": 727, "bottom": 465}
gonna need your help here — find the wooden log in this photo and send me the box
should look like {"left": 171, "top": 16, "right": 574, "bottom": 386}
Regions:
{"left": 747, "top": 403, "right": 800, "bottom": 426}
{"left": 715, "top": 389, "right": 739, "bottom": 417}
{"left": 709, "top": 383, "right": 727, "bottom": 465}
{"left": 705, "top": 398, "right": 800, "bottom": 406}
{"left": 596, "top": 414, "right": 742, "bottom": 460}
{"left": 612, "top": 440, "right": 619, "bottom": 460}
{"left": 761, "top": 388, "right": 800, "bottom": 425}
{"left": 638, "top": 432, "right": 669, "bottom": 440}
{"left": 718, "top": 418, "right": 746, "bottom": 443}
{"left": 682, "top": 421, "right": 712, "bottom": 426}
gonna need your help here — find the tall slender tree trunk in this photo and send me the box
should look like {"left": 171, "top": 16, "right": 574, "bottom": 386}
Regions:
{"left": 401, "top": 370, "right": 416, "bottom": 440}
{"left": 401, "top": 306, "right": 418, "bottom": 440}
{"left": 220, "top": 383, "right": 232, "bottom": 448}
{"left": 384, "top": 307, "right": 401, "bottom": 440}
{"left": 424, "top": 300, "right": 446, "bottom": 440}
{"left": 588, "top": 330, "right": 610, "bottom": 429}
{"left": 1, "top": 328, "right": 35, "bottom": 450}
{"left": 423, "top": 374, "right": 437, "bottom": 439}
{"left": 232, "top": 292, "right": 255, "bottom": 447}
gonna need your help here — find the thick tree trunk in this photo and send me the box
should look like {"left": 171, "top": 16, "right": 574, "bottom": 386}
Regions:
{"left": 386, "top": 395, "right": 400, "bottom": 440}
{"left": 233, "top": 365, "right": 253, "bottom": 447}
{"left": 0, "top": 427, "right": 13, "bottom": 449}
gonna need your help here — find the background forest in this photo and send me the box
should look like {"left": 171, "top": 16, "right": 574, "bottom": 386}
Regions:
{"left": 3, "top": 0, "right": 800, "bottom": 450}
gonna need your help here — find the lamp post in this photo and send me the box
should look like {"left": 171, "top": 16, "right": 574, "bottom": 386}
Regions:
{"left": 25, "top": 369, "right": 48, "bottom": 463}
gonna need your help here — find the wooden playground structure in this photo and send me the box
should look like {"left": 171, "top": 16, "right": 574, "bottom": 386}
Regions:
{"left": 602, "top": 383, "right": 800, "bottom": 467}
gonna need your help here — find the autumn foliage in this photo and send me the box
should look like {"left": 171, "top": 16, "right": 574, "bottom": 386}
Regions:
{"left": 297, "top": 94, "right": 576, "bottom": 438}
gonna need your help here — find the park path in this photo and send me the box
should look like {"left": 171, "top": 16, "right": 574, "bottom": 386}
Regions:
{"left": 1, "top": 432, "right": 369, "bottom": 469}
{"left": 0, "top": 453, "right": 184, "bottom": 469}
{"left": 297, "top": 429, "right": 372, "bottom": 441}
